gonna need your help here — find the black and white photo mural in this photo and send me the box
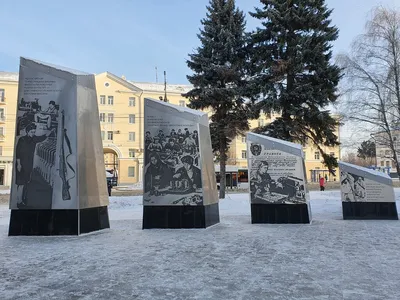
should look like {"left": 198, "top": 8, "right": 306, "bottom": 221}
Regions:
{"left": 143, "top": 98, "right": 219, "bottom": 228}
{"left": 247, "top": 133, "right": 311, "bottom": 223}
{"left": 339, "top": 162, "right": 398, "bottom": 219}
{"left": 10, "top": 60, "right": 77, "bottom": 210}
{"left": 9, "top": 58, "right": 109, "bottom": 235}
{"left": 144, "top": 124, "right": 202, "bottom": 206}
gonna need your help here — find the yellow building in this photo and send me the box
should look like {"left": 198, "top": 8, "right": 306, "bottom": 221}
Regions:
{"left": 0, "top": 70, "right": 340, "bottom": 186}
{"left": 94, "top": 72, "right": 192, "bottom": 185}
{"left": 227, "top": 115, "right": 341, "bottom": 183}
{"left": 0, "top": 72, "right": 18, "bottom": 186}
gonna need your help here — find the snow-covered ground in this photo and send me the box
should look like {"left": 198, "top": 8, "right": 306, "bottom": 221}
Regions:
{"left": 115, "top": 181, "right": 143, "bottom": 191}
{"left": 1, "top": 190, "right": 400, "bottom": 300}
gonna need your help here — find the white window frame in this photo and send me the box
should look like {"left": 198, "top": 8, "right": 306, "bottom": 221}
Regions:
{"left": 99, "top": 113, "right": 106, "bottom": 122}
{"left": 108, "top": 113, "right": 114, "bottom": 123}
{"left": 129, "top": 97, "right": 136, "bottom": 107}
{"left": 108, "top": 96, "right": 114, "bottom": 105}
{"left": 129, "top": 132, "right": 135, "bottom": 141}
{"left": 128, "top": 166, "right": 135, "bottom": 177}
{"left": 129, "top": 114, "right": 135, "bottom": 124}
{"left": 100, "top": 95, "right": 106, "bottom": 105}
{"left": 314, "top": 152, "right": 320, "bottom": 160}
{"left": 107, "top": 131, "right": 113, "bottom": 140}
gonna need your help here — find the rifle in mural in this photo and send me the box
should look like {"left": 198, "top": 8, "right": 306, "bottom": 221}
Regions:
{"left": 59, "top": 110, "right": 75, "bottom": 200}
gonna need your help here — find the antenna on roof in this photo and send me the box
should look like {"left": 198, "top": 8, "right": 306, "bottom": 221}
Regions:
{"left": 164, "top": 71, "right": 168, "bottom": 103}
{"left": 155, "top": 67, "right": 158, "bottom": 83}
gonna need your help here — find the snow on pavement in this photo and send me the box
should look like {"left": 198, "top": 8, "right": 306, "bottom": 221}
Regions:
{"left": 0, "top": 190, "right": 400, "bottom": 300}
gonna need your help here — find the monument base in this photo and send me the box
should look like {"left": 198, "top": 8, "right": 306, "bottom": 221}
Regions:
{"left": 251, "top": 203, "right": 311, "bottom": 224}
{"left": 142, "top": 203, "right": 220, "bottom": 229}
{"left": 342, "top": 202, "right": 398, "bottom": 220}
{"left": 8, "top": 206, "right": 110, "bottom": 236}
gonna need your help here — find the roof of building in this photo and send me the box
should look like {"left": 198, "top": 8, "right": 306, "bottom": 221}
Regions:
{"left": 101, "top": 72, "right": 142, "bottom": 92}
{"left": 129, "top": 81, "right": 193, "bottom": 94}
{"left": 0, "top": 72, "right": 18, "bottom": 82}
{"left": 0, "top": 69, "right": 194, "bottom": 93}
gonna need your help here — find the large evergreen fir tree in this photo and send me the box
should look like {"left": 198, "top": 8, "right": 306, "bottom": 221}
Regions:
{"left": 248, "top": 0, "right": 342, "bottom": 171}
{"left": 183, "top": 0, "right": 251, "bottom": 199}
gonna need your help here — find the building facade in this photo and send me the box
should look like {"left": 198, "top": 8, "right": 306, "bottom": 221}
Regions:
{"left": 226, "top": 117, "right": 340, "bottom": 183}
{"left": 0, "top": 72, "right": 18, "bottom": 186}
{"left": 374, "top": 131, "right": 399, "bottom": 174}
{"left": 0, "top": 71, "right": 340, "bottom": 186}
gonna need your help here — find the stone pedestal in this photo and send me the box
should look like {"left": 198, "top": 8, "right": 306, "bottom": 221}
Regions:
{"left": 8, "top": 58, "right": 110, "bottom": 235}
{"left": 247, "top": 133, "right": 311, "bottom": 224}
{"left": 142, "top": 98, "right": 219, "bottom": 229}
{"left": 339, "top": 162, "right": 398, "bottom": 220}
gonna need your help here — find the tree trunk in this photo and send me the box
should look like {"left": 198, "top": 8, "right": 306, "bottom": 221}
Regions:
{"left": 219, "top": 138, "right": 227, "bottom": 199}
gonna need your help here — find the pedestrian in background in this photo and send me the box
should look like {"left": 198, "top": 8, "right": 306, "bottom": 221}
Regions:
{"left": 319, "top": 176, "right": 325, "bottom": 191}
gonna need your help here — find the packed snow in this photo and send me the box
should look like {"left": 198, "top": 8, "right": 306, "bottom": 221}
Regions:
{"left": 1, "top": 190, "right": 400, "bottom": 300}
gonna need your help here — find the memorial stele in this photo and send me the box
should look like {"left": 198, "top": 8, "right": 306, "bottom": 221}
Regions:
{"left": 247, "top": 132, "right": 311, "bottom": 223}
{"left": 339, "top": 161, "right": 398, "bottom": 219}
{"left": 8, "top": 57, "right": 110, "bottom": 235}
{"left": 142, "top": 97, "right": 219, "bottom": 228}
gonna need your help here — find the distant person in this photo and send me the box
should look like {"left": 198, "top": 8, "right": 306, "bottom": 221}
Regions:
{"left": 107, "top": 180, "right": 112, "bottom": 196}
{"left": 319, "top": 176, "right": 325, "bottom": 191}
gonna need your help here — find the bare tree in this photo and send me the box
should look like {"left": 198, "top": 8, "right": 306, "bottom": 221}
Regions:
{"left": 342, "top": 152, "right": 371, "bottom": 167}
{"left": 337, "top": 6, "right": 400, "bottom": 175}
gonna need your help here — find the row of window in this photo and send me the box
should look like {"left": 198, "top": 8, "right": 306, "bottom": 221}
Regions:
{"left": 99, "top": 113, "right": 135, "bottom": 123}
{"left": 380, "top": 160, "right": 395, "bottom": 168}
{"left": 99, "top": 95, "right": 136, "bottom": 106}
{"left": 101, "top": 131, "right": 135, "bottom": 141}
{"left": 0, "top": 89, "right": 4, "bottom": 102}
{"left": 99, "top": 95, "right": 187, "bottom": 108}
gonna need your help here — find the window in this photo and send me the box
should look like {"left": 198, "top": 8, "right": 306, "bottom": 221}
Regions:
{"left": 129, "top": 132, "right": 135, "bottom": 141}
{"left": 258, "top": 119, "right": 264, "bottom": 127}
{"left": 128, "top": 166, "right": 135, "bottom": 177}
{"left": 385, "top": 150, "right": 391, "bottom": 156}
{"left": 381, "top": 161, "right": 384, "bottom": 167}
{"left": 0, "top": 108, "right": 4, "bottom": 121}
{"left": 241, "top": 136, "right": 246, "bottom": 143}
{"left": 108, "top": 113, "right": 114, "bottom": 123}
{"left": 129, "top": 97, "right": 136, "bottom": 107}
{"left": 100, "top": 95, "right": 105, "bottom": 105}
{"left": 107, "top": 131, "right": 113, "bottom": 140}
{"left": 99, "top": 113, "right": 105, "bottom": 122}
{"left": 0, "top": 146, "right": 2, "bottom": 155}
{"left": 0, "top": 127, "right": 4, "bottom": 136}
{"left": 129, "top": 149, "right": 135, "bottom": 158}
{"left": 0, "top": 89, "right": 4, "bottom": 102}
{"left": 386, "top": 161, "right": 391, "bottom": 167}
{"left": 129, "top": 114, "right": 135, "bottom": 124}
{"left": 314, "top": 152, "right": 320, "bottom": 160}
{"left": 108, "top": 96, "right": 114, "bottom": 105}
{"left": 179, "top": 100, "right": 185, "bottom": 107}
{"left": 101, "top": 131, "right": 105, "bottom": 140}
{"left": 242, "top": 150, "right": 247, "bottom": 159}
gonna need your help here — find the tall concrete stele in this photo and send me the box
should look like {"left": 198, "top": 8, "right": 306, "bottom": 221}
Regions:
{"left": 8, "top": 58, "right": 110, "bottom": 235}
{"left": 339, "top": 161, "right": 398, "bottom": 219}
{"left": 143, "top": 98, "right": 220, "bottom": 228}
{"left": 247, "top": 133, "right": 311, "bottom": 223}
